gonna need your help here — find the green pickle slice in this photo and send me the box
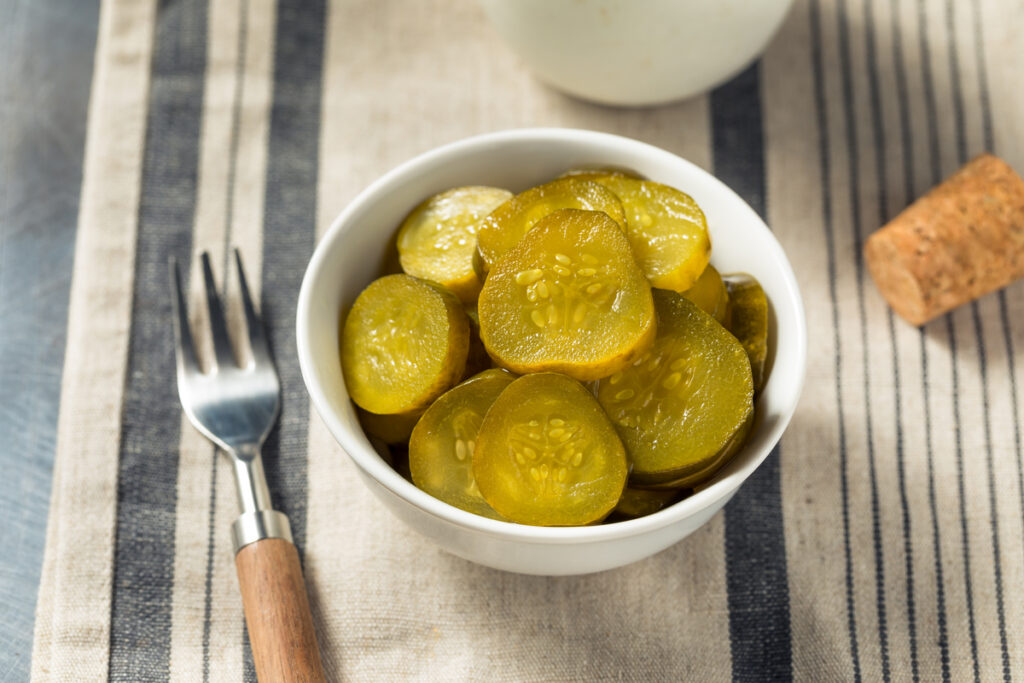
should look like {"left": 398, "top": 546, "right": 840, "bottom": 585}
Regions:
{"left": 341, "top": 274, "right": 469, "bottom": 414}
{"left": 590, "top": 175, "right": 711, "bottom": 292}
{"left": 724, "top": 273, "right": 769, "bottom": 393}
{"left": 397, "top": 186, "right": 512, "bottom": 303}
{"left": 477, "top": 209, "right": 656, "bottom": 381}
{"left": 473, "top": 373, "right": 628, "bottom": 526}
{"left": 681, "top": 264, "right": 730, "bottom": 326}
{"left": 476, "top": 178, "right": 626, "bottom": 271}
{"left": 409, "top": 369, "right": 515, "bottom": 520}
{"left": 596, "top": 291, "right": 753, "bottom": 486}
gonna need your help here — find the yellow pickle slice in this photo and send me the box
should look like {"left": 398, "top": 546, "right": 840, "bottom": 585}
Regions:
{"left": 409, "top": 369, "right": 515, "bottom": 520}
{"left": 590, "top": 174, "right": 711, "bottom": 292}
{"left": 477, "top": 209, "right": 656, "bottom": 381}
{"left": 596, "top": 291, "right": 753, "bottom": 486}
{"left": 461, "top": 306, "right": 493, "bottom": 379}
{"left": 473, "top": 372, "right": 628, "bottom": 526}
{"left": 611, "top": 487, "right": 682, "bottom": 520}
{"left": 557, "top": 166, "right": 645, "bottom": 183}
{"left": 397, "top": 186, "right": 512, "bottom": 303}
{"left": 724, "top": 273, "right": 769, "bottom": 393}
{"left": 341, "top": 274, "right": 469, "bottom": 414}
{"left": 475, "top": 177, "right": 626, "bottom": 271}
{"left": 357, "top": 407, "right": 422, "bottom": 445}
{"left": 633, "top": 411, "right": 753, "bottom": 490}
{"left": 681, "top": 264, "right": 730, "bottom": 326}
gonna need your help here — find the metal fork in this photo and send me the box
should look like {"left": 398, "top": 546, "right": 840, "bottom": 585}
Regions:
{"left": 171, "top": 250, "right": 325, "bottom": 683}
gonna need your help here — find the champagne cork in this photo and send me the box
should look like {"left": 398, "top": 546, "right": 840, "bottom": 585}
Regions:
{"left": 865, "top": 154, "right": 1024, "bottom": 326}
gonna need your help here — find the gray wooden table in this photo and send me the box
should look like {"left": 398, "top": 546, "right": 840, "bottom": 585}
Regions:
{"left": 0, "top": 0, "right": 99, "bottom": 678}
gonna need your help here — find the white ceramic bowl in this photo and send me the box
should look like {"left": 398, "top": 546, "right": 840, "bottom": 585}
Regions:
{"left": 297, "top": 128, "right": 806, "bottom": 576}
{"left": 477, "top": 0, "right": 795, "bottom": 106}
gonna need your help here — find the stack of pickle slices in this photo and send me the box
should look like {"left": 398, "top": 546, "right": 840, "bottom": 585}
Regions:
{"left": 340, "top": 170, "right": 769, "bottom": 526}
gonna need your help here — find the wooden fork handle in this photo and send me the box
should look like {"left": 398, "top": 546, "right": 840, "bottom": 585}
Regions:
{"left": 235, "top": 538, "right": 326, "bottom": 682}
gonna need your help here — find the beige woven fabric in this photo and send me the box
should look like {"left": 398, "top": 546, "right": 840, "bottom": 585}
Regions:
{"left": 33, "top": 0, "right": 1024, "bottom": 681}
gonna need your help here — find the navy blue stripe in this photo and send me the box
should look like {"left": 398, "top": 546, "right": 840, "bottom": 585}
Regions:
{"left": 712, "top": 63, "right": 792, "bottom": 683}
{"left": 916, "top": 0, "right": 981, "bottom": 678}
{"left": 996, "top": 290, "right": 1024, "bottom": 592}
{"left": 809, "top": 1, "right": 861, "bottom": 679}
{"left": 863, "top": 0, "right": 919, "bottom": 678}
{"left": 201, "top": 1, "right": 251, "bottom": 677}
{"left": 946, "top": 1, "right": 1012, "bottom": 678}
{"left": 835, "top": 2, "right": 892, "bottom": 678}
{"left": 108, "top": 0, "right": 208, "bottom": 680}
{"left": 944, "top": 316, "right": 981, "bottom": 683}
{"left": 200, "top": 455, "right": 218, "bottom": 683}
{"left": 887, "top": 0, "right": 951, "bottom": 677}
{"left": 974, "top": 1, "right": 1022, "bottom": 674}
{"left": 973, "top": 0, "right": 1024, "bottom": 589}
{"left": 242, "top": 0, "right": 327, "bottom": 679}
{"left": 969, "top": 304, "right": 1012, "bottom": 682}
{"left": 258, "top": 0, "right": 325, "bottom": 580}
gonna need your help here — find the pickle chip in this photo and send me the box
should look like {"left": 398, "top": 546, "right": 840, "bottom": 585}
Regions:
{"left": 357, "top": 406, "right": 422, "bottom": 445}
{"left": 558, "top": 166, "right": 645, "bottom": 182}
{"left": 612, "top": 487, "right": 682, "bottom": 519}
{"left": 681, "top": 264, "right": 730, "bottom": 326}
{"left": 724, "top": 273, "right": 769, "bottom": 393}
{"left": 596, "top": 291, "right": 753, "bottom": 486}
{"left": 478, "top": 209, "right": 656, "bottom": 381}
{"left": 476, "top": 178, "right": 626, "bottom": 271}
{"left": 462, "top": 305, "right": 493, "bottom": 379}
{"left": 341, "top": 274, "right": 469, "bottom": 414}
{"left": 633, "top": 411, "right": 753, "bottom": 490}
{"left": 397, "top": 186, "right": 512, "bottom": 303}
{"left": 590, "top": 175, "right": 711, "bottom": 292}
{"left": 409, "top": 369, "right": 515, "bottom": 520}
{"left": 473, "top": 373, "right": 628, "bottom": 526}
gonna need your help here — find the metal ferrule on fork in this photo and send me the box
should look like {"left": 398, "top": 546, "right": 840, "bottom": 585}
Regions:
{"left": 230, "top": 444, "right": 293, "bottom": 553}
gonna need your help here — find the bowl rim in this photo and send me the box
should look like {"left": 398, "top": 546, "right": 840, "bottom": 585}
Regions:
{"left": 297, "top": 127, "right": 807, "bottom": 544}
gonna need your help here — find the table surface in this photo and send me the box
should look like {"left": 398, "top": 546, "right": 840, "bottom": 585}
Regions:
{"left": 0, "top": 0, "right": 99, "bottom": 679}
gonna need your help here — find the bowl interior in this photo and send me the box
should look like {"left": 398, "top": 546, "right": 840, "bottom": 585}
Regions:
{"left": 297, "top": 128, "right": 806, "bottom": 539}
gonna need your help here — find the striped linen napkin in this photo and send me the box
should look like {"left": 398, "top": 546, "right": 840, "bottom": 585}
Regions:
{"left": 32, "top": 0, "right": 1023, "bottom": 680}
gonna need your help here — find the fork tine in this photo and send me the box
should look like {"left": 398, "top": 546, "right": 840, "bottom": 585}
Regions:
{"left": 234, "top": 248, "right": 272, "bottom": 365}
{"left": 200, "top": 251, "right": 238, "bottom": 370}
{"left": 169, "top": 257, "right": 201, "bottom": 378}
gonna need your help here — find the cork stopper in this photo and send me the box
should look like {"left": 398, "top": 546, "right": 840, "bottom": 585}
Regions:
{"left": 864, "top": 153, "right": 1024, "bottom": 326}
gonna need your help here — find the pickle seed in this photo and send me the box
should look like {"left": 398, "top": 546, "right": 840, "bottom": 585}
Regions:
{"left": 515, "top": 269, "right": 544, "bottom": 285}
{"left": 662, "top": 372, "right": 683, "bottom": 390}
